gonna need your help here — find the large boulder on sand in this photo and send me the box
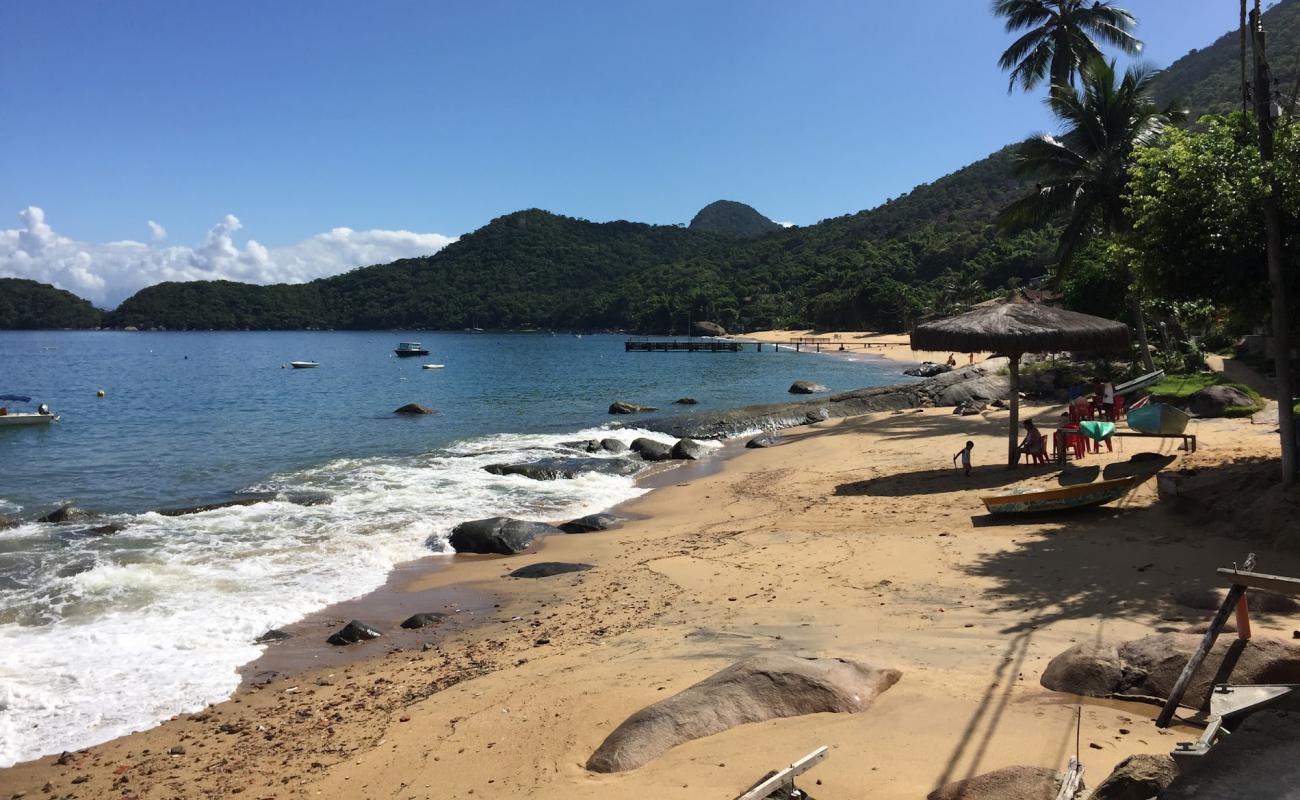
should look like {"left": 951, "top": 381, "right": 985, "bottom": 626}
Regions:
{"left": 788, "top": 380, "right": 828, "bottom": 394}
{"left": 1041, "top": 634, "right": 1300, "bottom": 708}
{"left": 1090, "top": 754, "right": 1178, "bottom": 800}
{"left": 399, "top": 613, "right": 446, "bottom": 630}
{"left": 927, "top": 765, "right": 1062, "bottom": 800}
{"left": 631, "top": 437, "right": 674, "bottom": 461}
{"left": 585, "top": 654, "right": 900, "bottom": 773}
{"left": 745, "top": 435, "right": 782, "bottom": 448}
{"left": 609, "top": 401, "right": 657, "bottom": 414}
{"left": 559, "top": 513, "right": 622, "bottom": 534}
{"left": 1189, "top": 384, "right": 1256, "bottom": 417}
{"left": 937, "top": 374, "right": 1009, "bottom": 407}
{"left": 327, "top": 620, "right": 382, "bottom": 646}
{"left": 670, "top": 438, "right": 709, "bottom": 460}
{"left": 448, "top": 517, "right": 561, "bottom": 555}
{"left": 692, "top": 321, "right": 726, "bottom": 337}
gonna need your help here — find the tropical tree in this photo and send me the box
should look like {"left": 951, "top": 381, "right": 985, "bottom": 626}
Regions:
{"left": 997, "top": 58, "right": 1186, "bottom": 266}
{"left": 994, "top": 0, "right": 1143, "bottom": 92}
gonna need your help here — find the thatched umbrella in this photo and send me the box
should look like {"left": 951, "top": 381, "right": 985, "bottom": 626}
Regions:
{"left": 911, "top": 302, "right": 1131, "bottom": 467}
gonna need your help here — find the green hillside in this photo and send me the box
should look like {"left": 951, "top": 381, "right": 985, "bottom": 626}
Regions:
{"left": 1149, "top": 0, "right": 1299, "bottom": 118}
{"left": 0, "top": 278, "right": 104, "bottom": 329}
{"left": 11, "top": 2, "right": 1296, "bottom": 334}
{"left": 688, "top": 200, "right": 783, "bottom": 237}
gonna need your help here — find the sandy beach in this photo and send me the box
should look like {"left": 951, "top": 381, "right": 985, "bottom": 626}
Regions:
{"left": 3, "top": 400, "right": 1295, "bottom": 799}
{"left": 740, "top": 330, "right": 993, "bottom": 367}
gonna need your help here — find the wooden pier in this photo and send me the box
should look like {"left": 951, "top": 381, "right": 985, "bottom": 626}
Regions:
{"left": 625, "top": 340, "right": 744, "bottom": 352}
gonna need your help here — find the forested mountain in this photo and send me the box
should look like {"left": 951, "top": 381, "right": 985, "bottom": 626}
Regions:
{"left": 1149, "top": 0, "right": 1298, "bottom": 118}
{"left": 6, "top": 3, "right": 1293, "bottom": 334}
{"left": 688, "top": 200, "right": 783, "bottom": 237}
{"left": 0, "top": 278, "right": 104, "bottom": 329}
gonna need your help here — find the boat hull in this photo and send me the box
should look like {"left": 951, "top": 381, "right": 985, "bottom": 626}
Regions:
{"left": 0, "top": 413, "right": 57, "bottom": 427}
{"left": 394, "top": 350, "right": 428, "bottom": 357}
{"left": 289, "top": 362, "right": 319, "bottom": 369}
{"left": 1127, "top": 403, "right": 1190, "bottom": 435}
{"left": 982, "top": 477, "right": 1137, "bottom": 515}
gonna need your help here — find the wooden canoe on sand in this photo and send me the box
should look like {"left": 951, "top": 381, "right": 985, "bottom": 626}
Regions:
{"left": 981, "top": 476, "right": 1137, "bottom": 515}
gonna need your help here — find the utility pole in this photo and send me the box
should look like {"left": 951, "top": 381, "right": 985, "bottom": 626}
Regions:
{"left": 1241, "top": 0, "right": 1249, "bottom": 114}
{"left": 1250, "top": 7, "right": 1297, "bottom": 485}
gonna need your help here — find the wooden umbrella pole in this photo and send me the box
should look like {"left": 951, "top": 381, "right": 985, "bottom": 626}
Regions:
{"left": 1008, "top": 353, "right": 1021, "bottom": 468}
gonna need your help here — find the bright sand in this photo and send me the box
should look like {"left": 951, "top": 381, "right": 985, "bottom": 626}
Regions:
{"left": 740, "top": 329, "right": 993, "bottom": 366}
{"left": 3, "top": 404, "right": 1295, "bottom": 799}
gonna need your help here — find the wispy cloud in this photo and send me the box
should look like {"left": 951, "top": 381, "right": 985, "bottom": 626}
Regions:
{"left": 0, "top": 207, "right": 456, "bottom": 307}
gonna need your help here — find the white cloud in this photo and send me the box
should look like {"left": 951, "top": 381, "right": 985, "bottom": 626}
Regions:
{"left": 0, "top": 207, "right": 457, "bottom": 307}
{"left": 776, "top": 221, "right": 796, "bottom": 228}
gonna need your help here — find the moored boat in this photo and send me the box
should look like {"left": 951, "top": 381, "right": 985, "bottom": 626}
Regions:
{"left": 981, "top": 476, "right": 1137, "bottom": 515}
{"left": 1127, "top": 403, "right": 1190, "bottom": 435}
{"left": 0, "top": 411, "right": 58, "bottom": 427}
{"left": 289, "top": 361, "right": 320, "bottom": 369}
{"left": 421, "top": 364, "right": 445, "bottom": 369}
{"left": 394, "top": 342, "right": 429, "bottom": 357}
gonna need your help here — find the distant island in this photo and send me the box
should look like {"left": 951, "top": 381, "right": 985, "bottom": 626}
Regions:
{"left": 2, "top": 0, "right": 1295, "bottom": 334}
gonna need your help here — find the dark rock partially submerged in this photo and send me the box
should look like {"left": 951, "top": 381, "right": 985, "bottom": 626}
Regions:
{"left": 609, "top": 401, "right": 657, "bottom": 414}
{"left": 484, "top": 457, "right": 641, "bottom": 480}
{"left": 256, "top": 629, "right": 292, "bottom": 644}
{"left": 631, "top": 438, "right": 674, "bottom": 461}
{"left": 509, "top": 562, "right": 593, "bottom": 578}
{"left": 745, "top": 435, "right": 783, "bottom": 448}
{"left": 670, "top": 438, "right": 709, "bottom": 460}
{"left": 327, "top": 620, "right": 382, "bottom": 646}
{"left": 399, "top": 613, "right": 447, "bottom": 630}
{"left": 448, "top": 517, "right": 561, "bottom": 555}
{"left": 559, "top": 513, "right": 622, "bottom": 533}
{"left": 788, "top": 381, "right": 828, "bottom": 394}
{"left": 38, "top": 504, "right": 97, "bottom": 524}
{"left": 393, "top": 403, "right": 434, "bottom": 415}
{"left": 586, "top": 654, "right": 900, "bottom": 773}
{"left": 673, "top": 397, "right": 699, "bottom": 405}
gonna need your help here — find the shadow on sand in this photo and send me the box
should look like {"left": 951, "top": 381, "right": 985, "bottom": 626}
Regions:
{"left": 834, "top": 463, "right": 1059, "bottom": 497}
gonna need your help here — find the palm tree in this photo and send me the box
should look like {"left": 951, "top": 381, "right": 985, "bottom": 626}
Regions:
{"left": 997, "top": 57, "right": 1185, "bottom": 265}
{"left": 994, "top": 0, "right": 1143, "bottom": 92}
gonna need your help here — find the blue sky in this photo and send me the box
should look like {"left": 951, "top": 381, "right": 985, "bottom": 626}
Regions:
{"left": 0, "top": 1, "right": 1243, "bottom": 304}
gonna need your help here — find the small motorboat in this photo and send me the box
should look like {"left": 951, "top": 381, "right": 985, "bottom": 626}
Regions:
{"left": 0, "top": 399, "right": 58, "bottom": 427}
{"left": 1127, "top": 403, "right": 1190, "bottom": 435}
{"left": 290, "top": 361, "right": 320, "bottom": 369}
{"left": 981, "top": 476, "right": 1137, "bottom": 515}
{"left": 394, "top": 342, "right": 429, "bottom": 357}
{"left": 421, "top": 364, "right": 445, "bottom": 370}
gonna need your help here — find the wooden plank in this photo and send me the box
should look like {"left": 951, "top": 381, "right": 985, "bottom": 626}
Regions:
{"left": 1156, "top": 583, "right": 1247, "bottom": 728}
{"left": 1217, "top": 569, "right": 1300, "bottom": 597}
{"left": 1055, "top": 757, "right": 1084, "bottom": 800}
{"left": 736, "top": 746, "right": 829, "bottom": 800}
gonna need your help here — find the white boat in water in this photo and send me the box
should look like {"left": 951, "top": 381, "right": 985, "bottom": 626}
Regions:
{"left": 421, "top": 364, "right": 445, "bottom": 370}
{"left": 0, "top": 412, "right": 58, "bottom": 427}
{"left": 290, "top": 361, "right": 320, "bottom": 369}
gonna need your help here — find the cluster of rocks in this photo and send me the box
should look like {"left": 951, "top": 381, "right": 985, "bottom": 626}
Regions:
{"left": 320, "top": 611, "right": 447, "bottom": 647}
{"left": 483, "top": 436, "right": 712, "bottom": 483}
{"left": 927, "top": 755, "right": 1180, "bottom": 800}
{"left": 904, "top": 362, "right": 952, "bottom": 378}
{"left": 438, "top": 512, "right": 623, "bottom": 555}
{"left": 29, "top": 492, "right": 335, "bottom": 536}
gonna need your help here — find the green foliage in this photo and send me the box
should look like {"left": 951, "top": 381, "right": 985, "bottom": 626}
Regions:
{"left": 1149, "top": 371, "right": 1264, "bottom": 416}
{"left": 993, "top": 0, "right": 1142, "bottom": 92}
{"left": 687, "top": 200, "right": 783, "bottom": 237}
{"left": 0, "top": 278, "right": 104, "bottom": 329}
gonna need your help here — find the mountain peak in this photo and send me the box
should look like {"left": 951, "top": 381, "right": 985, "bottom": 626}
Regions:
{"left": 688, "top": 200, "right": 782, "bottom": 237}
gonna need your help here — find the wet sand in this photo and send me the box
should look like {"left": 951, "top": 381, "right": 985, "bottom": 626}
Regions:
{"left": 3, "top": 403, "right": 1295, "bottom": 799}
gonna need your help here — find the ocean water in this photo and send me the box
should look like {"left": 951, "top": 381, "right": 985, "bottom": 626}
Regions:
{"left": 0, "top": 331, "right": 911, "bottom": 766}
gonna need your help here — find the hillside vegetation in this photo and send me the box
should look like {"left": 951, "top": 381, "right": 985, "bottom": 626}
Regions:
{"left": 0, "top": 278, "right": 104, "bottom": 330}
{"left": 6, "top": 1, "right": 1295, "bottom": 333}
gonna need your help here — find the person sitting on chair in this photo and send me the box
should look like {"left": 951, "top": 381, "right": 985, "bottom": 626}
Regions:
{"left": 1016, "top": 420, "right": 1045, "bottom": 465}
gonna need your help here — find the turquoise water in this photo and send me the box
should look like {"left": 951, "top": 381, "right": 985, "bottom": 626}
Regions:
{"left": 0, "top": 330, "right": 911, "bottom": 766}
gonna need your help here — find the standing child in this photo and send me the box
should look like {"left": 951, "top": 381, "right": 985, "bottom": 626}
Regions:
{"left": 953, "top": 440, "right": 975, "bottom": 477}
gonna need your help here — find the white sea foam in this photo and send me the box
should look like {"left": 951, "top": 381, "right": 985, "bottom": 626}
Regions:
{"left": 0, "top": 425, "right": 687, "bottom": 767}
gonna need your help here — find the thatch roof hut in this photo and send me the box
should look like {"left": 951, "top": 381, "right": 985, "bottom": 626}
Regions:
{"left": 911, "top": 302, "right": 1130, "bottom": 466}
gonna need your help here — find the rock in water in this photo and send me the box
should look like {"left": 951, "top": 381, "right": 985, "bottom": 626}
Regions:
{"left": 447, "top": 517, "right": 561, "bottom": 555}
{"left": 600, "top": 438, "right": 629, "bottom": 453}
{"left": 745, "top": 435, "right": 782, "bottom": 448}
{"left": 559, "top": 513, "right": 622, "bottom": 533}
{"left": 585, "top": 654, "right": 900, "bottom": 773}
{"left": 399, "top": 613, "right": 446, "bottom": 630}
{"left": 484, "top": 457, "right": 641, "bottom": 480}
{"left": 609, "top": 401, "right": 657, "bottom": 414}
{"left": 255, "top": 629, "right": 292, "bottom": 644}
{"left": 670, "top": 438, "right": 708, "bottom": 460}
{"left": 927, "top": 765, "right": 1062, "bottom": 800}
{"left": 631, "top": 438, "right": 674, "bottom": 461}
{"left": 327, "top": 620, "right": 382, "bottom": 646}
{"left": 1091, "top": 754, "right": 1178, "bottom": 800}
{"left": 788, "top": 381, "right": 828, "bottom": 394}
{"left": 509, "top": 562, "right": 593, "bottom": 578}
{"left": 38, "top": 504, "right": 96, "bottom": 524}
{"left": 672, "top": 397, "right": 699, "bottom": 405}
{"left": 1041, "top": 634, "right": 1300, "bottom": 708}
{"left": 393, "top": 403, "right": 434, "bottom": 415}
